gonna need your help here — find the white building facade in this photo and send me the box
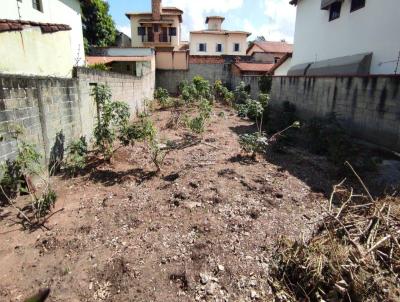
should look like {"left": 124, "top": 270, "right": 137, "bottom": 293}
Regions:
{"left": 1, "top": 0, "right": 85, "bottom": 66}
{"left": 190, "top": 17, "right": 250, "bottom": 56}
{"left": 289, "top": 0, "right": 400, "bottom": 75}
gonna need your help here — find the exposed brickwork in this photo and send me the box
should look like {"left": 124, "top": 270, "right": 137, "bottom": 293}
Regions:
{"left": 0, "top": 19, "right": 71, "bottom": 33}
{"left": 152, "top": 0, "right": 162, "bottom": 20}
{"left": 189, "top": 56, "right": 225, "bottom": 64}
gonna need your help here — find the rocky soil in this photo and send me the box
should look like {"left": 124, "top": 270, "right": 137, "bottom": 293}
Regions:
{"left": 0, "top": 105, "right": 336, "bottom": 301}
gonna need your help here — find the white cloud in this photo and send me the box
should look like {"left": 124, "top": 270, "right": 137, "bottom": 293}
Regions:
{"left": 117, "top": 25, "right": 132, "bottom": 37}
{"left": 250, "top": 0, "right": 296, "bottom": 43}
{"left": 163, "top": 0, "right": 244, "bottom": 40}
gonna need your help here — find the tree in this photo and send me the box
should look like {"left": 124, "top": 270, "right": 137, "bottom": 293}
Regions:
{"left": 80, "top": 0, "right": 117, "bottom": 52}
{"left": 248, "top": 35, "right": 267, "bottom": 49}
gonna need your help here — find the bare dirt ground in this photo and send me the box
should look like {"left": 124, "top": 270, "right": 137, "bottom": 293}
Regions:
{"left": 0, "top": 105, "right": 337, "bottom": 301}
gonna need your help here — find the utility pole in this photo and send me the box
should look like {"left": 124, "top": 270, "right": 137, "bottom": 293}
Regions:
{"left": 395, "top": 50, "right": 400, "bottom": 75}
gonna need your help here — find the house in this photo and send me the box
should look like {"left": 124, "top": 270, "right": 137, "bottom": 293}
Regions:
{"left": 86, "top": 48, "right": 155, "bottom": 77}
{"left": 232, "top": 62, "right": 275, "bottom": 76}
{"left": 126, "top": 0, "right": 188, "bottom": 70}
{"left": 247, "top": 41, "right": 293, "bottom": 64}
{"left": 288, "top": 0, "right": 400, "bottom": 75}
{"left": 114, "top": 31, "right": 132, "bottom": 48}
{"left": 1, "top": 0, "right": 85, "bottom": 74}
{"left": 190, "top": 16, "right": 251, "bottom": 56}
{"left": 269, "top": 53, "right": 293, "bottom": 76}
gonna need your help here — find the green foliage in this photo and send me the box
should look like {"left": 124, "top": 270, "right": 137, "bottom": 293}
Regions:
{"left": 188, "top": 116, "right": 206, "bottom": 134}
{"left": 236, "top": 99, "right": 265, "bottom": 133}
{"left": 154, "top": 87, "right": 171, "bottom": 108}
{"left": 199, "top": 99, "right": 212, "bottom": 119}
{"left": 259, "top": 75, "right": 272, "bottom": 94}
{"left": 239, "top": 133, "right": 267, "bottom": 154}
{"left": 148, "top": 139, "right": 172, "bottom": 172}
{"left": 80, "top": 0, "right": 117, "bottom": 50}
{"left": 0, "top": 129, "right": 41, "bottom": 198}
{"left": 88, "top": 63, "right": 110, "bottom": 71}
{"left": 234, "top": 81, "right": 251, "bottom": 104}
{"left": 179, "top": 76, "right": 212, "bottom": 103}
{"left": 120, "top": 117, "right": 157, "bottom": 146}
{"left": 33, "top": 188, "right": 57, "bottom": 218}
{"left": 306, "top": 114, "right": 358, "bottom": 167}
{"left": 64, "top": 137, "right": 88, "bottom": 176}
{"left": 214, "top": 80, "right": 234, "bottom": 104}
{"left": 92, "top": 84, "right": 130, "bottom": 160}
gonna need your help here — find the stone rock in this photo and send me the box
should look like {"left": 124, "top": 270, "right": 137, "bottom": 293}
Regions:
{"left": 200, "top": 273, "right": 209, "bottom": 285}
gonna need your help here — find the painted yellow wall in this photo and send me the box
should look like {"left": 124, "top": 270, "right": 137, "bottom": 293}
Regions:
{"left": 190, "top": 33, "right": 248, "bottom": 56}
{"left": 130, "top": 15, "right": 181, "bottom": 48}
{"left": 0, "top": 27, "right": 74, "bottom": 77}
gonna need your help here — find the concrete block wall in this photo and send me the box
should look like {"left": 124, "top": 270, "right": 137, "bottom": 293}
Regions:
{"left": 0, "top": 66, "right": 155, "bottom": 166}
{"left": 156, "top": 63, "right": 232, "bottom": 94}
{"left": 269, "top": 75, "right": 400, "bottom": 152}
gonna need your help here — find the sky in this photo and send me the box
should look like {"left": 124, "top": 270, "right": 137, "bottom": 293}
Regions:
{"left": 108, "top": 0, "right": 296, "bottom": 43}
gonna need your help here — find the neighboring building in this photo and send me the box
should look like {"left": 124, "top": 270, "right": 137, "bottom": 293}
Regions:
{"left": 270, "top": 53, "right": 293, "bottom": 76}
{"left": 1, "top": 0, "right": 85, "bottom": 69}
{"left": 126, "top": 0, "right": 187, "bottom": 70}
{"left": 232, "top": 62, "right": 275, "bottom": 76}
{"left": 114, "top": 31, "right": 132, "bottom": 48}
{"left": 190, "top": 16, "right": 251, "bottom": 56}
{"left": 247, "top": 41, "right": 293, "bottom": 64}
{"left": 289, "top": 0, "right": 400, "bottom": 75}
{"left": 86, "top": 48, "right": 155, "bottom": 77}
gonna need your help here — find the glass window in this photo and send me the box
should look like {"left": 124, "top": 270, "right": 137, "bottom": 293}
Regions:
{"left": 351, "top": 0, "right": 365, "bottom": 12}
{"left": 216, "top": 44, "right": 223, "bottom": 52}
{"left": 32, "top": 0, "right": 43, "bottom": 12}
{"left": 234, "top": 43, "right": 240, "bottom": 52}
{"left": 199, "top": 43, "right": 207, "bottom": 52}
{"left": 329, "top": 2, "right": 342, "bottom": 21}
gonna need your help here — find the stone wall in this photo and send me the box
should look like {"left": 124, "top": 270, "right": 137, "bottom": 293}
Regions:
{"left": 0, "top": 66, "right": 155, "bottom": 166}
{"left": 269, "top": 75, "right": 400, "bottom": 152}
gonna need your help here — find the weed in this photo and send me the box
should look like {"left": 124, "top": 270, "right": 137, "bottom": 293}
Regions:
{"left": 154, "top": 87, "right": 171, "bottom": 108}
{"left": 92, "top": 85, "right": 130, "bottom": 161}
{"left": 234, "top": 81, "right": 251, "bottom": 104}
{"left": 258, "top": 75, "right": 272, "bottom": 94}
{"left": 63, "top": 137, "right": 88, "bottom": 177}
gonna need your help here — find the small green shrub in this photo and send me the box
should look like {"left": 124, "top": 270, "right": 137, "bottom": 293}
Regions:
{"left": 258, "top": 75, "right": 272, "bottom": 94}
{"left": 154, "top": 87, "right": 171, "bottom": 108}
{"left": 92, "top": 84, "right": 130, "bottom": 161}
{"left": 33, "top": 188, "right": 57, "bottom": 218}
{"left": 234, "top": 82, "right": 251, "bottom": 104}
{"left": 188, "top": 116, "right": 205, "bottom": 134}
{"left": 239, "top": 133, "right": 267, "bottom": 155}
{"left": 236, "top": 99, "right": 264, "bottom": 134}
{"left": 192, "top": 76, "right": 212, "bottom": 100}
{"left": 120, "top": 117, "right": 157, "bottom": 146}
{"left": 64, "top": 137, "right": 88, "bottom": 176}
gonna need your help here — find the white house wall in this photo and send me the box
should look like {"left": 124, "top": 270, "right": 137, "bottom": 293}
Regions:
{"left": 190, "top": 33, "right": 248, "bottom": 56}
{"left": 274, "top": 58, "right": 292, "bottom": 76}
{"left": 292, "top": 0, "right": 400, "bottom": 74}
{"left": 1, "top": 0, "right": 85, "bottom": 66}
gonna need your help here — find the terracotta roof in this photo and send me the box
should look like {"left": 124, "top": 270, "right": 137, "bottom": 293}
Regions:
{"left": 248, "top": 41, "right": 293, "bottom": 54}
{"left": 206, "top": 16, "right": 225, "bottom": 24}
{"left": 0, "top": 19, "right": 71, "bottom": 33}
{"left": 234, "top": 62, "right": 275, "bottom": 73}
{"left": 190, "top": 30, "right": 251, "bottom": 36}
{"left": 269, "top": 53, "right": 293, "bottom": 74}
{"left": 86, "top": 56, "right": 153, "bottom": 65}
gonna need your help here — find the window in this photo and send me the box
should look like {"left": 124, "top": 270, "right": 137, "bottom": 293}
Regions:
{"left": 216, "top": 44, "right": 223, "bottom": 53}
{"left": 169, "top": 27, "right": 177, "bottom": 36}
{"left": 32, "top": 0, "right": 43, "bottom": 12}
{"left": 274, "top": 57, "right": 280, "bottom": 63}
{"left": 137, "top": 27, "right": 146, "bottom": 36}
{"left": 198, "top": 43, "right": 207, "bottom": 52}
{"left": 234, "top": 43, "right": 240, "bottom": 52}
{"left": 153, "top": 24, "right": 159, "bottom": 33}
{"left": 329, "top": 2, "right": 342, "bottom": 21}
{"left": 351, "top": 0, "right": 365, "bottom": 12}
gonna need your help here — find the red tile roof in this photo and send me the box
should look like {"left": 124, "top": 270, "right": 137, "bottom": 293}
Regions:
{"left": 86, "top": 56, "right": 153, "bottom": 65}
{"left": 234, "top": 62, "right": 275, "bottom": 73}
{"left": 248, "top": 41, "right": 293, "bottom": 54}
{"left": 0, "top": 19, "right": 71, "bottom": 33}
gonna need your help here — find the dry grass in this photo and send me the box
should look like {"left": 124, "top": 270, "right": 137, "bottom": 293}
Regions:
{"left": 269, "top": 164, "right": 400, "bottom": 302}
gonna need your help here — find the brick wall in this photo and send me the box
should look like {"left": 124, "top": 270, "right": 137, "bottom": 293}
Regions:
{"left": 0, "top": 66, "right": 155, "bottom": 166}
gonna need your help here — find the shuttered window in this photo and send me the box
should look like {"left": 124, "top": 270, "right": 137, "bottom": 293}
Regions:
{"left": 32, "top": 0, "right": 43, "bottom": 12}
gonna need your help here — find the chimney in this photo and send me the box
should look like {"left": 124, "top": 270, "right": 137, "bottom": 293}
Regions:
{"left": 152, "top": 0, "right": 162, "bottom": 21}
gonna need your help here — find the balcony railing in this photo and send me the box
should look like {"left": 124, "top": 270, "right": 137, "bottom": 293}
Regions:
{"left": 141, "top": 35, "right": 171, "bottom": 44}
